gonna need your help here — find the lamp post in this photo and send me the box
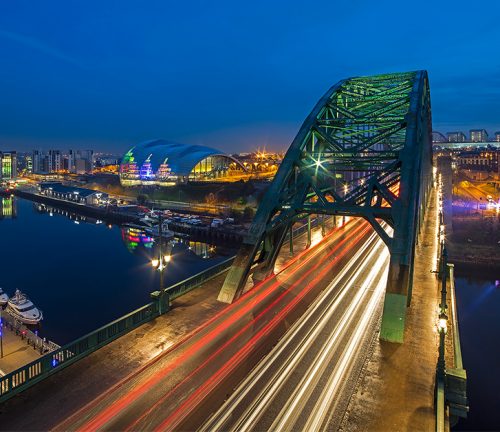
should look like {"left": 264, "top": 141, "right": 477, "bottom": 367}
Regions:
{"left": 152, "top": 213, "right": 171, "bottom": 314}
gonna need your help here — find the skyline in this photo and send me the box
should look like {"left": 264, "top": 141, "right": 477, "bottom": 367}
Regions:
{"left": 1, "top": 0, "right": 500, "bottom": 153}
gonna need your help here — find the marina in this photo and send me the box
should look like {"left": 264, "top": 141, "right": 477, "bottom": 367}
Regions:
{"left": 0, "top": 196, "right": 236, "bottom": 348}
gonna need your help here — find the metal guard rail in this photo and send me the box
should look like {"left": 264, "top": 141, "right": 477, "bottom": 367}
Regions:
{"left": 0, "top": 214, "right": 324, "bottom": 403}
{"left": 0, "top": 301, "right": 159, "bottom": 402}
{"left": 163, "top": 217, "right": 321, "bottom": 300}
{"left": 166, "top": 257, "right": 235, "bottom": 300}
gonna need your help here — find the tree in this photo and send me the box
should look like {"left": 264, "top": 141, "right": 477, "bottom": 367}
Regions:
{"left": 243, "top": 206, "right": 255, "bottom": 220}
{"left": 136, "top": 194, "right": 149, "bottom": 205}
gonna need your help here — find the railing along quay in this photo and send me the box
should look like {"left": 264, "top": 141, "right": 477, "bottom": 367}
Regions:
{"left": 1, "top": 311, "right": 60, "bottom": 355}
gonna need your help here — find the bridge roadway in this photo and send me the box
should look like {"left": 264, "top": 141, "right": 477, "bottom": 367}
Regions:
{"left": 200, "top": 231, "right": 389, "bottom": 431}
{"left": 54, "top": 218, "right": 377, "bottom": 431}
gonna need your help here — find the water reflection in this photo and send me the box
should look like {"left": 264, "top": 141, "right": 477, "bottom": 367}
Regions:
{"left": 33, "top": 202, "right": 224, "bottom": 262}
{"left": 0, "top": 197, "right": 237, "bottom": 344}
{"left": 0, "top": 196, "right": 16, "bottom": 219}
{"left": 185, "top": 240, "right": 217, "bottom": 259}
{"left": 34, "top": 203, "right": 104, "bottom": 225}
{"left": 121, "top": 227, "right": 154, "bottom": 252}
{"left": 120, "top": 226, "right": 220, "bottom": 261}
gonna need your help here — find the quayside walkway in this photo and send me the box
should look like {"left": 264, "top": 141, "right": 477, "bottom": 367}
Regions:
{"left": 0, "top": 276, "right": 227, "bottom": 431}
{"left": 340, "top": 184, "right": 448, "bottom": 431}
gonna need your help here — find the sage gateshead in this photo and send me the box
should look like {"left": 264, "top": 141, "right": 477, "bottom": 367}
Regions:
{"left": 119, "top": 140, "right": 246, "bottom": 186}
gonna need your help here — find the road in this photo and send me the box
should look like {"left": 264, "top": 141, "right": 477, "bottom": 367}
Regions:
{"left": 55, "top": 218, "right": 375, "bottom": 431}
{"left": 200, "top": 231, "right": 389, "bottom": 431}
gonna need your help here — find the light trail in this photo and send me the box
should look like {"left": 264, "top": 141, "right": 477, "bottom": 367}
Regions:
{"left": 71, "top": 220, "right": 369, "bottom": 431}
{"left": 134, "top": 224, "right": 372, "bottom": 431}
{"left": 199, "top": 231, "right": 381, "bottom": 432}
{"left": 306, "top": 265, "right": 388, "bottom": 430}
{"left": 200, "top": 230, "right": 390, "bottom": 432}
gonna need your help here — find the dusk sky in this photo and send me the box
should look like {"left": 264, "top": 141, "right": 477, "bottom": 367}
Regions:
{"left": 0, "top": 0, "right": 499, "bottom": 154}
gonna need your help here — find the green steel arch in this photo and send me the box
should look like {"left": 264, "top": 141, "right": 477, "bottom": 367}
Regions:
{"left": 218, "top": 71, "right": 433, "bottom": 343}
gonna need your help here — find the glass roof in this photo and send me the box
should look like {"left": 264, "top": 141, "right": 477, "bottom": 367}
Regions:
{"left": 121, "top": 139, "right": 226, "bottom": 175}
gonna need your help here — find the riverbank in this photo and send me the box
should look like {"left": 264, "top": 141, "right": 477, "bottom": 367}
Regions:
{"left": 1, "top": 189, "right": 140, "bottom": 225}
{"left": 438, "top": 156, "right": 500, "bottom": 270}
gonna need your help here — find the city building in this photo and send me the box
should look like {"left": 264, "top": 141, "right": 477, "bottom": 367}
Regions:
{"left": 447, "top": 132, "right": 466, "bottom": 143}
{"left": 32, "top": 149, "right": 94, "bottom": 174}
{"left": 456, "top": 149, "right": 499, "bottom": 180}
{"left": 33, "top": 150, "right": 53, "bottom": 174}
{"left": 69, "top": 149, "right": 94, "bottom": 174}
{"left": 495, "top": 131, "right": 500, "bottom": 142}
{"left": 0, "top": 151, "right": 17, "bottom": 179}
{"left": 48, "top": 150, "right": 62, "bottom": 172}
{"left": 470, "top": 129, "right": 488, "bottom": 143}
{"left": 26, "top": 155, "right": 33, "bottom": 173}
{"left": 119, "top": 140, "right": 246, "bottom": 186}
{"left": 39, "top": 182, "right": 108, "bottom": 205}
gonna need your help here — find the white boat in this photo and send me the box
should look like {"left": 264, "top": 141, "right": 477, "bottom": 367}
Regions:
{"left": 146, "top": 225, "right": 175, "bottom": 239}
{"left": 139, "top": 215, "right": 157, "bottom": 227}
{"left": 7, "top": 290, "right": 43, "bottom": 325}
{"left": 0, "top": 288, "right": 8, "bottom": 306}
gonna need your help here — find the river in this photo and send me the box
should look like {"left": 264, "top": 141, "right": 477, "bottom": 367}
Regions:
{"left": 0, "top": 196, "right": 235, "bottom": 345}
{"left": 454, "top": 270, "right": 500, "bottom": 431}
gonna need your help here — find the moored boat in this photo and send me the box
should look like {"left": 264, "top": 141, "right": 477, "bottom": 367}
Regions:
{"left": 7, "top": 289, "right": 43, "bottom": 325}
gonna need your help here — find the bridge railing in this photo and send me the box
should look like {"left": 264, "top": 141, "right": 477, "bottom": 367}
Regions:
{"left": 0, "top": 301, "right": 159, "bottom": 403}
{"left": 435, "top": 178, "right": 468, "bottom": 431}
{"left": 166, "top": 257, "right": 235, "bottom": 300}
{"left": 0, "top": 215, "right": 323, "bottom": 404}
{"left": 163, "top": 217, "right": 322, "bottom": 300}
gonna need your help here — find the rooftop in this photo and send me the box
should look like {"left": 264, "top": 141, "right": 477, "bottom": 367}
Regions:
{"left": 40, "top": 183, "right": 105, "bottom": 198}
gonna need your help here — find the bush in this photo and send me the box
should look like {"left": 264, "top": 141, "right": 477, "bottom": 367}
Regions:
{"left": 243, "top": 206, "right": 255, "bottom": 220}
{"left": 137, "top": 194, "right": 149, "bottom": 205}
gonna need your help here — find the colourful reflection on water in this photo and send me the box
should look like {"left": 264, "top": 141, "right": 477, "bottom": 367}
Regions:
{"left": 0, "top": 196, "right": 16, "bottom": 219}
{"left": 121, "top": 227, "right": 154, "bottom": 252}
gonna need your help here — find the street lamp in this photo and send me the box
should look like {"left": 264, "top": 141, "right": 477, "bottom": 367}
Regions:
{"left": 437, "top": 312, "right": 448, "bottom": 334}
{"left": 151, "top": 213, "right": 171, "bottom": 314}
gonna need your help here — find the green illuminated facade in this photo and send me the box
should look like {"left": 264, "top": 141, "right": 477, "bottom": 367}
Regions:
{"left": 0, "top": 151, "right": 17, "bottom": 180}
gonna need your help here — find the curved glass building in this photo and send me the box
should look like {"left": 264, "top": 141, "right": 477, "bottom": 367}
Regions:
{"left": 119, "top": 140, "right": 245, "bottom": 186}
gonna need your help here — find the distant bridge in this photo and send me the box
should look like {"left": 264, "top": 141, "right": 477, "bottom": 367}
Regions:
{"left": 219, "top": 70, "right": 433, "bottom": 343}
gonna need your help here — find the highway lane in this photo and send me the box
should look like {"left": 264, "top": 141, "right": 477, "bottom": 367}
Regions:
{"left": 200, "top": 231, "right": 390, "bottom": 432}
{"left": 55, "top": 218, "right": 372, "bottom": 431}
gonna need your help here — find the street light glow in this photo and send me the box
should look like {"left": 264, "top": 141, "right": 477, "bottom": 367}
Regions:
{"left": 437, "top": 313, "right": 448, "bottom": 334}
{"left": 152, "top": 258, "right": 159, "bottom": 268}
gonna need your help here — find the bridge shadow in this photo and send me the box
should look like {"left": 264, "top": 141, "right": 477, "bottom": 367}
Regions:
{"left": 379, "top": 339, "right": 402, "bottom": 360}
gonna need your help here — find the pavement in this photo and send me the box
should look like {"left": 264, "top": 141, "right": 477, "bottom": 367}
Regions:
{"left": 52, "top": 218, "right": 370, "bottom": 431}
{"left": 0, "top": 219, "right": 329, "bottom": 431}
{"left": 0, "top": 327, "right": 43, "bottom": 376}
{"left": 340, "top": 185, "right": 441, "bottom": 432}
{"left": 0, "top": 275, "right": 228, "bottom": 431}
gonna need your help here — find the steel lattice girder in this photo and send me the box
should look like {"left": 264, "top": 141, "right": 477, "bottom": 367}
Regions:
{"left": 218, "top": 71, "right": 433, "bottom": 343}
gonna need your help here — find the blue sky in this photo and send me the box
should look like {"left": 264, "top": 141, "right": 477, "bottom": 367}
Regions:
{"left": 0, "top": 0, "right": 499, "bottom": 153}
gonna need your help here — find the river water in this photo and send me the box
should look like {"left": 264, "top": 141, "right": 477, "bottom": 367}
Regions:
{"left": 454, "top": 272, "right": 500, "bottom": 431}
{"left": 0, "top": 196, "right": 235, "bottom": 345}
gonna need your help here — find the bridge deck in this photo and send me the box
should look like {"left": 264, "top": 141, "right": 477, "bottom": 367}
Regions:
{"left": 341, "top": 185, "right": 441, "bottom": 431}
{"left": 0, "top": 276, "right": 227, "bottom": 431}
{"left": 0, "top": 222, "right": 327, "bottom": 431}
